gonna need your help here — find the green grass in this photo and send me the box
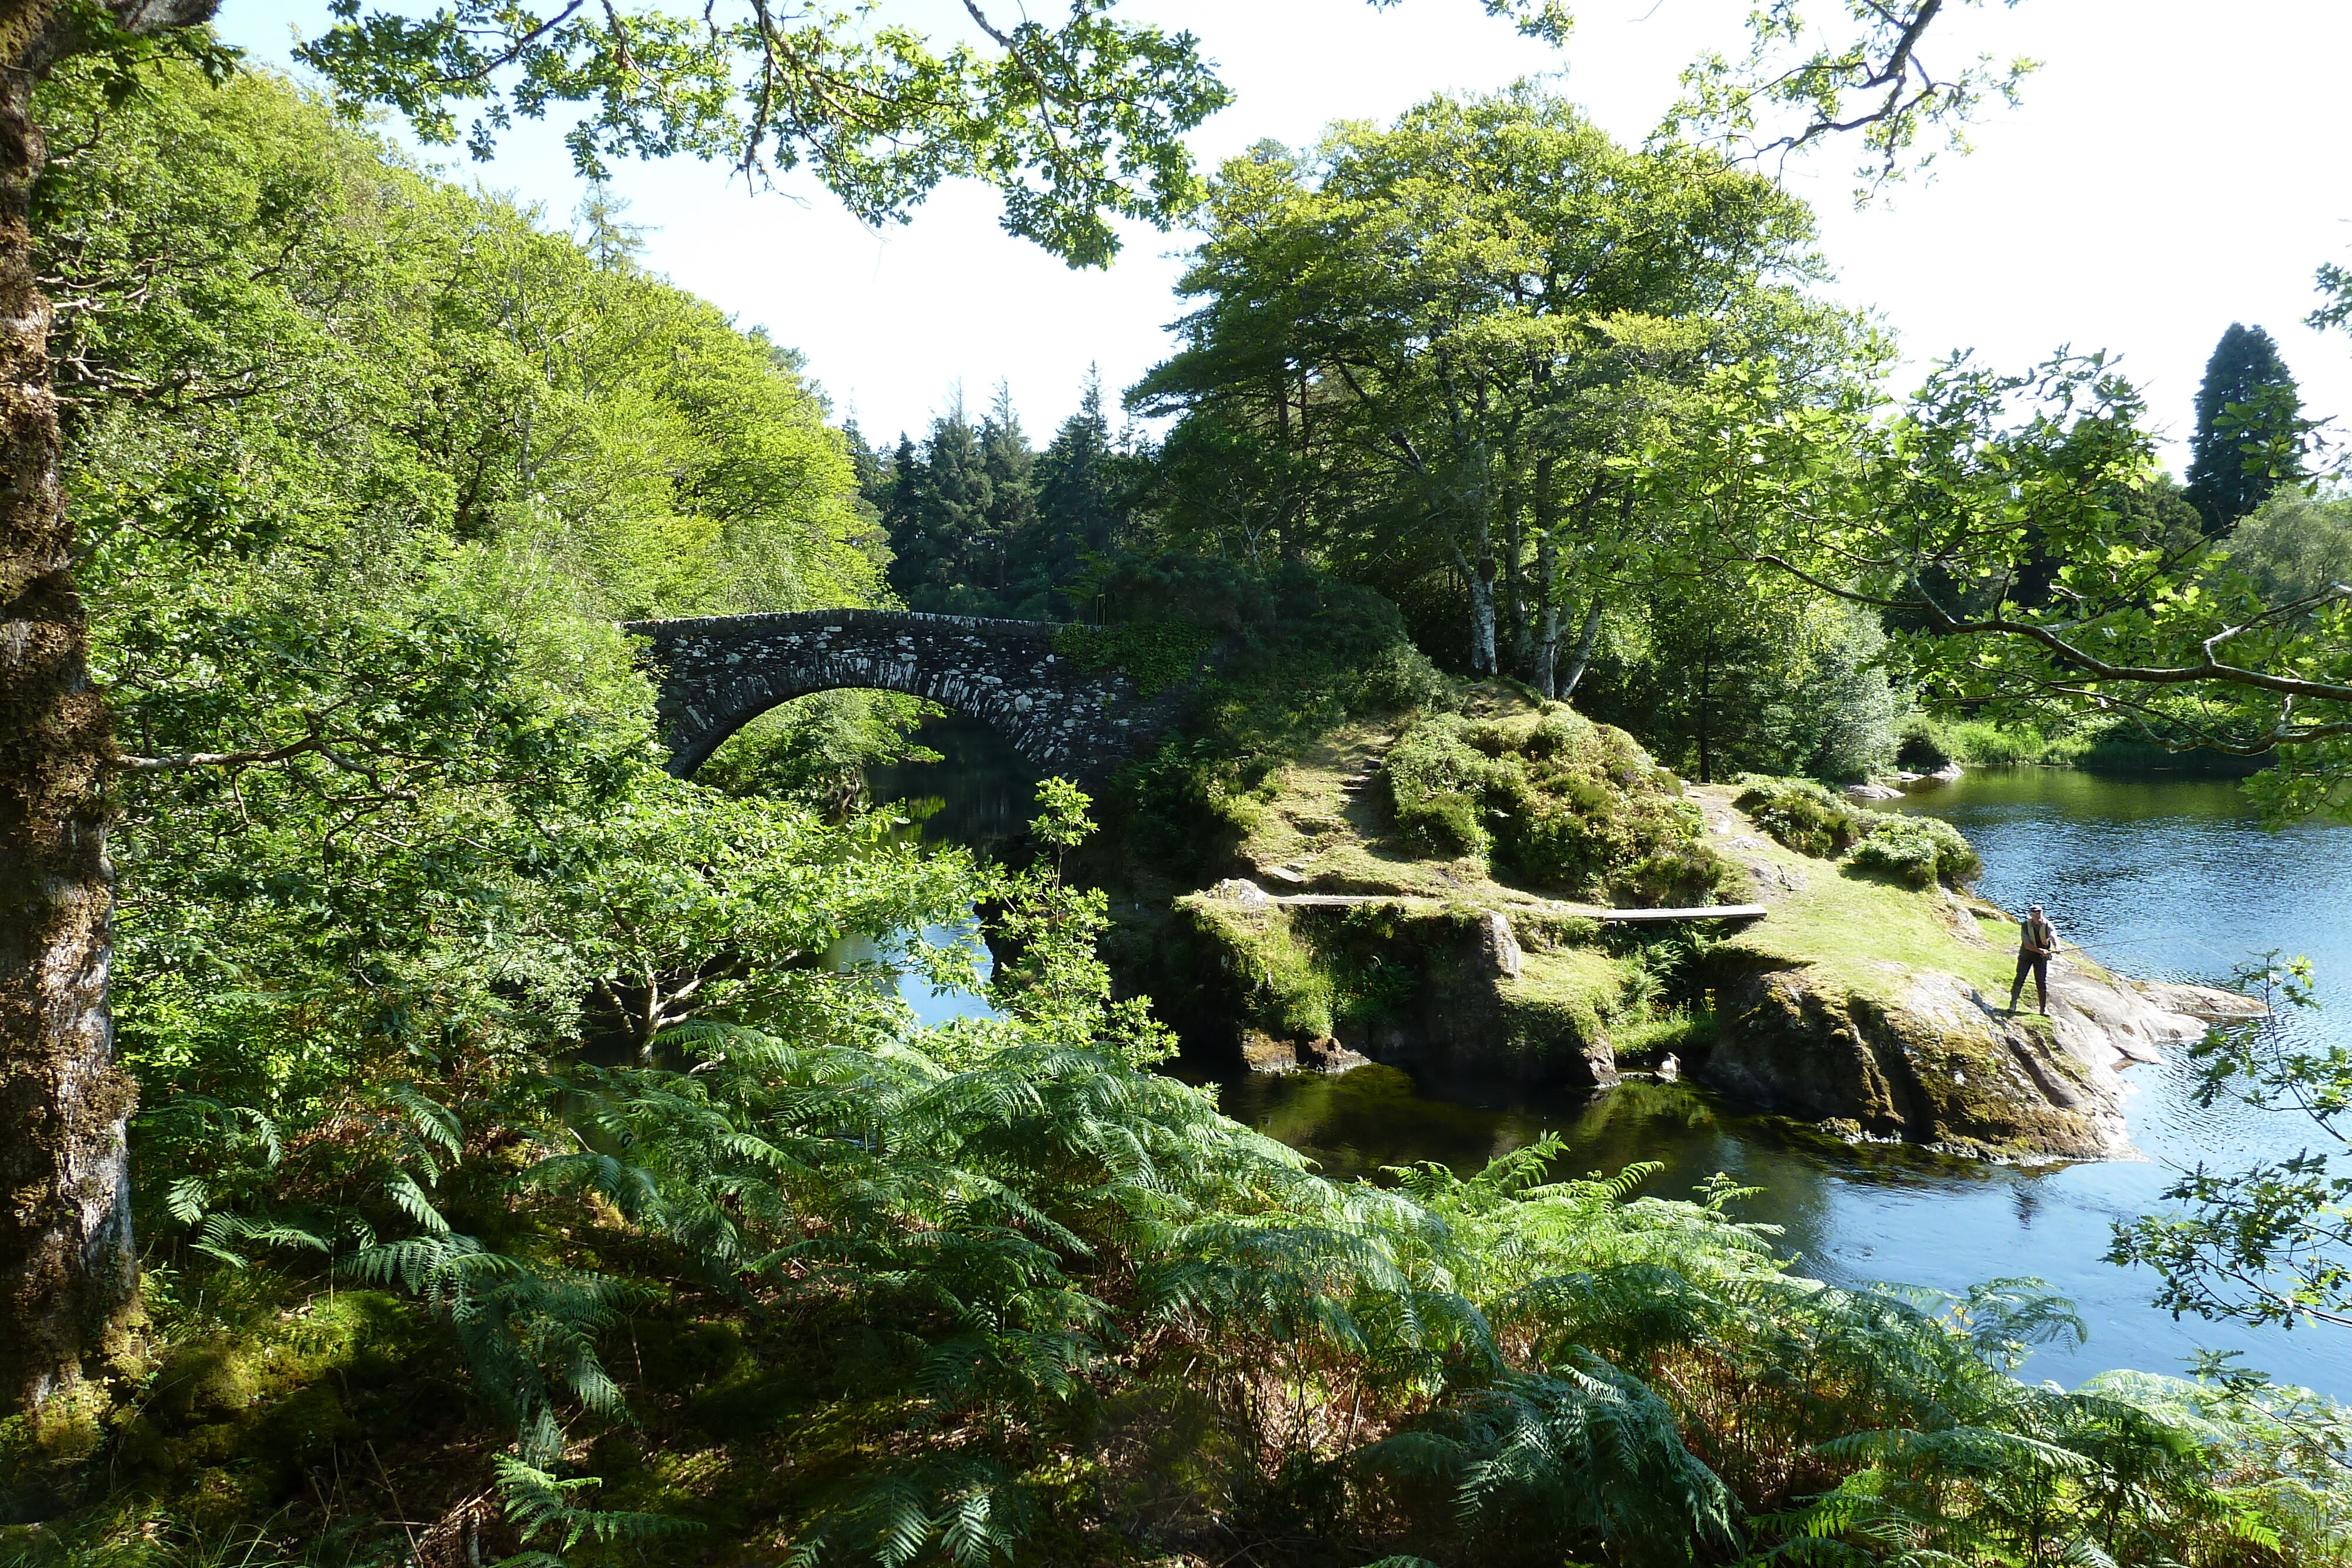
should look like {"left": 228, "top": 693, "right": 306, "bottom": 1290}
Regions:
{"left": 1697, "top": 788, "right": 2017, "bottom": 1002}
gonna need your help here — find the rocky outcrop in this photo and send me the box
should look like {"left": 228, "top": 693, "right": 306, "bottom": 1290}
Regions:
{"left": 1163, "top": 890, "right": 1621, "bottom": 1091}
{"left": 1695, "top": 956, "right": 2253, "bottom": 1160}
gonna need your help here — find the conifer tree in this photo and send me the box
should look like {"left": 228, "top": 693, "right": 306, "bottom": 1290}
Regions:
{"left": 914, "top": 399, "right": 993, "bottom": 609}
{"left": 881, "top": 432, "right": 938, "bottom": 603}
{"left": 2184, "top": 322, "right": 2304, "bottom": 533}
{"left": 1033, "top": 369, "right": 1124, "bottom": 598}
{"left": 841, "top": 420, "right": 888, "bottom": 511}
{"left": 574, "top": 180, "right": 647, "bottom": 269}
{"left": 979, "top": 381, "right": 1039, "bottom": 597}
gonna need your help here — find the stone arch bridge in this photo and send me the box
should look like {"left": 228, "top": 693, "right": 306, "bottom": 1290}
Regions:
{"left": 623, "top": 609, "right": 1197, "bottom": 783}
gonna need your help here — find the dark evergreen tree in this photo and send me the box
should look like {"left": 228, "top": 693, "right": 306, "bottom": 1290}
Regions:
{"left": 880, "top": 431, "right": 940, "bottom": 603}
{"left": 2184, "top": 323, "right": 2303, "bottom": 533}
{"left": 978, "top": 380, "right": 1038, "bottom": 596}
{"left": 841, "top": 419, "right": 889, "bottom": 509}
{"left": 1030, "top": 369, "right": 1124, "bottom": 602}
{"left": 913, "top": 398, "right": 994, "bottom": 610}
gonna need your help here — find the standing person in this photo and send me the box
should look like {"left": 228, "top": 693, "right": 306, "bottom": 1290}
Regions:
{"left": 2009, "top": 903, "right": 2058, "bottom": 1015}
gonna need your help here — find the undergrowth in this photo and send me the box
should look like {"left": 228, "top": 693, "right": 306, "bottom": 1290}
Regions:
{"left": 1736, "top": 777, "right": 1984, "bottom": 890}
{"left": 6, "top": 785, "right": 2346, "bottom": 1566}
{"left": 1048, "top": 619, "right": 1220, "bottom": 698}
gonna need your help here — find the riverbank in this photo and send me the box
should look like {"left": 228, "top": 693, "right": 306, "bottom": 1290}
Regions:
{"left": 1897, "top": 713, "right": 2273, "bottom": 777}
{"left": 1192, "top": 765, "right": 2352, "bottom": 1398}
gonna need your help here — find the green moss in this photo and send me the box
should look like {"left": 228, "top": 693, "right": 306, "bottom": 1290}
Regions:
{"left": 1172, "top": 898, "right": 1334, "bottom": 1040}
{"left": 1494, "top": 948, "right": 1621, "bottom": 1067}
{"left": 1385, "top": 706, "right": 1737, "bottom": 905}
{"left": 1051, "top": 620, "right": 1218, "bottom": 698}
{"left": 1612, "top": 1009, "right": 1715, "bottom": 1061}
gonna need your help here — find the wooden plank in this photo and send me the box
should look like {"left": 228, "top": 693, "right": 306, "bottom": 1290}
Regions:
{"left": 1589, "top": 904, "right": 1768, "bottom": 922}
{"left": 1255, "top": 891, "right": 1766, "bottom": 922}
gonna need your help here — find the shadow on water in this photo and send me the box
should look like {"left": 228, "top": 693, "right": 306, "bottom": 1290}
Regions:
{"left": 866, "top": 711, "right": 1044, "bottom": 858}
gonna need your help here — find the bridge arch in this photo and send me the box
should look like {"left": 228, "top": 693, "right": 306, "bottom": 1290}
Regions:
{"left": 623, "top": 609, "right": 1193, "bottom": 783}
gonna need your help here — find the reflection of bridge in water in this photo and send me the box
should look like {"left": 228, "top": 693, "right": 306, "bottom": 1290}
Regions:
{"left": 622, "top": 609, "right": 1195, "bottom": 783}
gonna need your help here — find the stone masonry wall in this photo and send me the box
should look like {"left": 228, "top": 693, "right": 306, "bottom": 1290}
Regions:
{"left": 622, "top": 609, "right": 1195, "bottom": 783}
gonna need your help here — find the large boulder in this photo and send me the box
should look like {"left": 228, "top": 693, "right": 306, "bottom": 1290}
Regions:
{"left": 1696, "top": 956, "right": 2223, "bottom": 1160}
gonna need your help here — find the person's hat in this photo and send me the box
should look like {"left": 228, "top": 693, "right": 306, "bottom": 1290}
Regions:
{"left": 2029, "top": 904, "right": 2043, "bottom": 912}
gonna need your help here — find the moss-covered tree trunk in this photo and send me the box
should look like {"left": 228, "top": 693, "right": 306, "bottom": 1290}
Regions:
{"left": 0, "top": 0, "right": 216, "bottom": 1410}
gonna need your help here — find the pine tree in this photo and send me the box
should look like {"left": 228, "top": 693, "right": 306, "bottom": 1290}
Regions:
{"left": 881, "top": 432, "right": 938, "bottom": 603}
{"left": 978, "top": 380, "right": 1038, "bottom": 599}
{"left": 914, "top": 397, "right": 993, "bottom": 609}
{"left": 575, "top": 180, "right": 649, "bottom": 269}
{"left": 1031, "top": 368, "right": 1124, "bottom": 603}
{"left": 841, "top": 419, "right": 888, "bottom": 510}
{"left": 2184, "top": 323, "right": 2303, "bottom": 533}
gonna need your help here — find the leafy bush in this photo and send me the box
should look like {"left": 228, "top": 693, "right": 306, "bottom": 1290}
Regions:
{"left": 1345, "top": 640, "right": 1451, "bottom": 714}
{"left": 1846, "top": 813, "right": 1984, "bottom": 888}
{"left": 1388, "top": 708, "right": 1740, "bottom": 905}
{"left": 1898, "top": 713, "right": 2097, "bottom": 767}
{"left": 1735, "top": 776, "right": 1876, "bottom": 857}
{"left": 1385, "top": 716, "right": 1499, "bottom": 855}
{"left": 1051, "top": 618, "right": 1219, "bottom": 697}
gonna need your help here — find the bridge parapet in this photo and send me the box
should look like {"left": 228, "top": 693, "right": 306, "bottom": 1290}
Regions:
{"left": 622, "top": 608, "right": 1194, "bottom": 783}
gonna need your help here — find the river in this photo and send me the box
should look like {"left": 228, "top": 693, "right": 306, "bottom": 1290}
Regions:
{"left": 867, "top": 725, "right": 2352, "bottom": 1398}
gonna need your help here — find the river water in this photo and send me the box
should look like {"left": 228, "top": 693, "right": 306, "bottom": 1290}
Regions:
{"left": 868, "top": 728, "right": 2352, "bottom": 1398}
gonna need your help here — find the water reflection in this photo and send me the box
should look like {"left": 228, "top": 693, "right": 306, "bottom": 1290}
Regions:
{"left": 866, "top": 711, "right": 1043, "bottom": 856}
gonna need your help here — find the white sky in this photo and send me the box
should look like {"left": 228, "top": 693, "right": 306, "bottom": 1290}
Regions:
{"left": 215, "top": 1, "right": 2352, "bottom": 472}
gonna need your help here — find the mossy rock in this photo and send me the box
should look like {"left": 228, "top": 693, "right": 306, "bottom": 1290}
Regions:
{"left": 1167, "top": 892, "right": 1628, "bottom": 1088}
{"left": 1698, "top": 964, "right": 2126, "bottom": 1159}
{"left": 112, "top": 1289, "right": 442, "bottom": 1511}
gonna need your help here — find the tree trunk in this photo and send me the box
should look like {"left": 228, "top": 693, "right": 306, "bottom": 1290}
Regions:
{"left": 1502, "top": 479, "right": 1527, "bottom": 677}
{"left": 1696, "top": 650, "right": 1713, "bottom": 784}
{"left": 0, "top": 7, "right": 135, "bottom": 1409}
{"left": 1557, "top": 599, "right": 1603, "bottom": 700}
{"left": 1532, "top": 543, "right": 1561, "bottom": 698}
{"left": 1457, "top": 531, "right": 1497, "bottom": 677}
{"left": 1527, "top": 455, "right": 1560, "bottom": 695}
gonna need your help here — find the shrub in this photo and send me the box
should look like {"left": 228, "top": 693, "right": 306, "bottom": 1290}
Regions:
{"left": 1895, "top": 715, "right": 1953, "bottom": 771}
{"left": 1051, "top": 619, "right": 1219, "bottom": 697}
{"left": 1733, "top": 777, "right": 1874, "bottom": 858}
{"left": 1899, "top": 712, "right": 2097, "bottom": 767}
{"left": 1388, "top": 707, "right": 1739, "bottom": 905}
{"left": 1346, "top": 641, "right": 1451, "bottom": 716}
{"left": 1385, "top": 716, "right": 1498, "bottom": 855}
{"left": 1846, "top": 813, "right": 1983, "bottom": 888}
